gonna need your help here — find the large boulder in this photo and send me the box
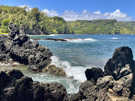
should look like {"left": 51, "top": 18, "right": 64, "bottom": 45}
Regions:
{"left": 0, "top": 71, "right": 9, "bottom": 89}
{"left": 70, "top": 46, "right": 135, "bottom": 101}
{"left": 40, "top": 83, "right": 68, "bottom": 101}
{"left": 85, "top": 67, "right": 104, "bottom": 83}
{"left": 104, "top": 46, "right": 134, "bottom": 79}
{"left": 8, "top": 69, "right": 24, "bottom": 80}
{"left": 14, "top": 76, "right": 33, "bottom": 101}
{"left": 32, "top": 82, "right": 68, "bottom": 101}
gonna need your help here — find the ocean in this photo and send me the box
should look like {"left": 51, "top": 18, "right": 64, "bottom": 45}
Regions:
{"left": 26, "top": 34, "right": 135, "bottom": 93}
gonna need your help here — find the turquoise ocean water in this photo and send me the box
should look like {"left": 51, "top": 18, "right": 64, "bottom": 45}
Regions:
{"left": 26, "top": 34, "right": 135, "bottom": 93}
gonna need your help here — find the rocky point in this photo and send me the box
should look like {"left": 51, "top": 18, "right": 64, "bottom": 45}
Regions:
{"left": 70, "top": 46, "right": 135, "bottom": 101}
{"left": 0, "top": 23, "right": 52, "bottom": 71}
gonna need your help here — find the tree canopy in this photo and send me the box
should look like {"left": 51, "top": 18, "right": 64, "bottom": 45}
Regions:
{"left": 68, "top": 20, "right": 135, "bottom": 34}
{"left": 0, "top": 6, "right": 73, "bottom": 34}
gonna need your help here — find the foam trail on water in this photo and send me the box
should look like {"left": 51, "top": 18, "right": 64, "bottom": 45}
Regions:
{"left": 65, "top": 38, "right": 97, "bottom": 43}
{"left": 112, "top": 37, "right": 119, "bottom": 40}
{"left": 47, "top": 34, "right": 58, "bottom": 36}
{"left": 51, "top": 56, "right": 87, "bottom": 82}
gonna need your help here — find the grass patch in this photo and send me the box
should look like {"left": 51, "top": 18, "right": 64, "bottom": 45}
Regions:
{"left": 0, "top": 33, "right": 8, "bottom": 34}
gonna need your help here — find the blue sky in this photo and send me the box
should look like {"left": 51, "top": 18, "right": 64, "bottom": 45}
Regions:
{"left": 0, "top": 0, "right": 135, "bottom": 21}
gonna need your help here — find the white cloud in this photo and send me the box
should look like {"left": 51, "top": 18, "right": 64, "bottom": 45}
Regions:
{"left": 106, "top": 9, "right": 132, "bottom": 21}
{"left": 110, "top": 9, "right": 127, "bottom": 18}
{"left": 62, "top": 9, "right": 133, "bottom": 21}
{"left": 61, "top": 10, "right": 80, "bottom": 21}
{"left": 42, "top": 9, "right": 133, "bottom": 21}
{"left": 42, "top": 9, "right": 58, "bottom": 17}
{"left": 17, "top": 6, "right": 133, "bottom": 21}
{"left": 93, "top": 11, "right": 101, "bottom": 15}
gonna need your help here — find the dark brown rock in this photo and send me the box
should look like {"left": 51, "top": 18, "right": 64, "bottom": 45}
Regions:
{"left": 0, "top": 71, "right": 9, "bottom": 89}
{"left": 0, "top": 70, "right": 69, "bottom": 101}
{"left": 8, "top": 69, "right": 24, "bottom": 80}
{"left": 85, "top": 67, "right": 104, "bottom": 83}
{"left": 70, "top": 46, "right": 135, "bottom": 101}
{"left": 104, "top": 46, "right": 134, "bottom": 80}
{"left": 0, "top": 23, "right": 53, "bottom": 71}
{"left": 42, "top": 65, "right": 66, "bottom": 76}
{"left": 14, "top": 76, "right": 33, "bottom": 101}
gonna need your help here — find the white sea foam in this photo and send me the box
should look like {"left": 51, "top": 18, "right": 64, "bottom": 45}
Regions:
{"left": 65, "top": 38, "right": 97, "bottom": 43}
{"left": 28, "top": 72, "right": 80, "bottom": 93}
{"left": 112, "top": 37, "right": 119, "bottom": 40}
{"left": 47, "top": 34, "right": 58, "bottom": 36}
{"left": 30, "top": 39, "right": 33, "bottom": 41}
{"left": 51, "top": 56, "right": 87, "bottom": 82}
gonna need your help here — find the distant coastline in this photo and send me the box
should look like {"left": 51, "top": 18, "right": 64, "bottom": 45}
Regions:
{"left": 1, "top": 6, "right": 135, "bottom": 35}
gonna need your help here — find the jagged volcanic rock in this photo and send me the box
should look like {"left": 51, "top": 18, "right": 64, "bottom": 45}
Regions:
{"left": 104, "top": 46, "right": 134, "bottom": 79}
{"left": 0, "top": 23, "right": 52, "bottom": 71}
{"left": 0, "top": 69, "right": 68, "bottom": 101}
{"left": 71, "top": 46, "right": 135, "bottom": 101}
{"left": 85, "top": 67, "right": 104, "bottom": 83}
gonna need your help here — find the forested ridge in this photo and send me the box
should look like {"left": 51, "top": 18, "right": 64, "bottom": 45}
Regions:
{"left": 0, "top": 6, "right": 73, "bottom": 34}
{"left": 68, "top": 20, "right": 135, "bottom": 34}
{"left": 0, "top": 5, "right": 135, "bottom": 35}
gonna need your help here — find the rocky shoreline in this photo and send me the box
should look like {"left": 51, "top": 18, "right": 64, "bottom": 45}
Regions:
{"left": 71, "top": 46, "right": 135, "bottom": 101}
{"left": 1, "top": 46, "right": 135, "bottom": 101}
{"left": 0, "top": 23, "right": 52, "bottom": 72}
{"left": 0, "top": 24, "right": 135, "bottom": 101}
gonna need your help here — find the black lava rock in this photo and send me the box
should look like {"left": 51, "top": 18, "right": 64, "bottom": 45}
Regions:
{"left": 0, "top": 23, "right": 53, "bottom": 71}
{"left": 85, "top": 67, "right": 104, "bottom": 83}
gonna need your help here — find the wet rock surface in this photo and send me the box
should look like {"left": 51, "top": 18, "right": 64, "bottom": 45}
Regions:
{"left": 42, "top": 65, "right": 66, "bottom": 76}
{"left": 0, "top": 23, "right": 52, "bottom": 71}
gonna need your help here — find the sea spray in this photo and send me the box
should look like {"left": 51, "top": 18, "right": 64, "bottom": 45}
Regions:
{"left": 23, "top": 55, "right": 86, "bottom": 94}
{"left": 30, "top": 34, "right": 135, "bottom": 95}
{"left": 50, "top": 56, "right": 87, "bottom": 82}
{"left": 65, "top": 38, "right": 97, "bottom": 43}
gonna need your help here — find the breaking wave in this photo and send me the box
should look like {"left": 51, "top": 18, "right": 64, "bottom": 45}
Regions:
{"left": 51, "top": 56, "right": 87, "bottom": 82}
{"left": 65, "top": 38, "right": 97, "bottom": 43}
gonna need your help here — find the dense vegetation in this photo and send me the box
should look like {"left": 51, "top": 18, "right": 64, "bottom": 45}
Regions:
{"left": 0, "top": 5, "right": 135, "bottom": 34}
{"left": 68, "top": 20, "right": 135, "bottom": 34}
{"left": 0, "top": 6, "right": 73, "bottom": 34}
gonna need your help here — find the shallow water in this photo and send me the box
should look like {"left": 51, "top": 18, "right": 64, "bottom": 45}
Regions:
{"left": 29, "top": 34, "right": 135, "bottom": 93}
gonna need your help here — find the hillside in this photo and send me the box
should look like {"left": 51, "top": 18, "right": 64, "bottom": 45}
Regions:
{"left": 0, "top": 5, "right": 135, "bottom": 34}
{"left": 0, "top": 6, "right": 73, "bottom": 34}
{"left": 68, "top": 20, "right": 135, "bottom": 34}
